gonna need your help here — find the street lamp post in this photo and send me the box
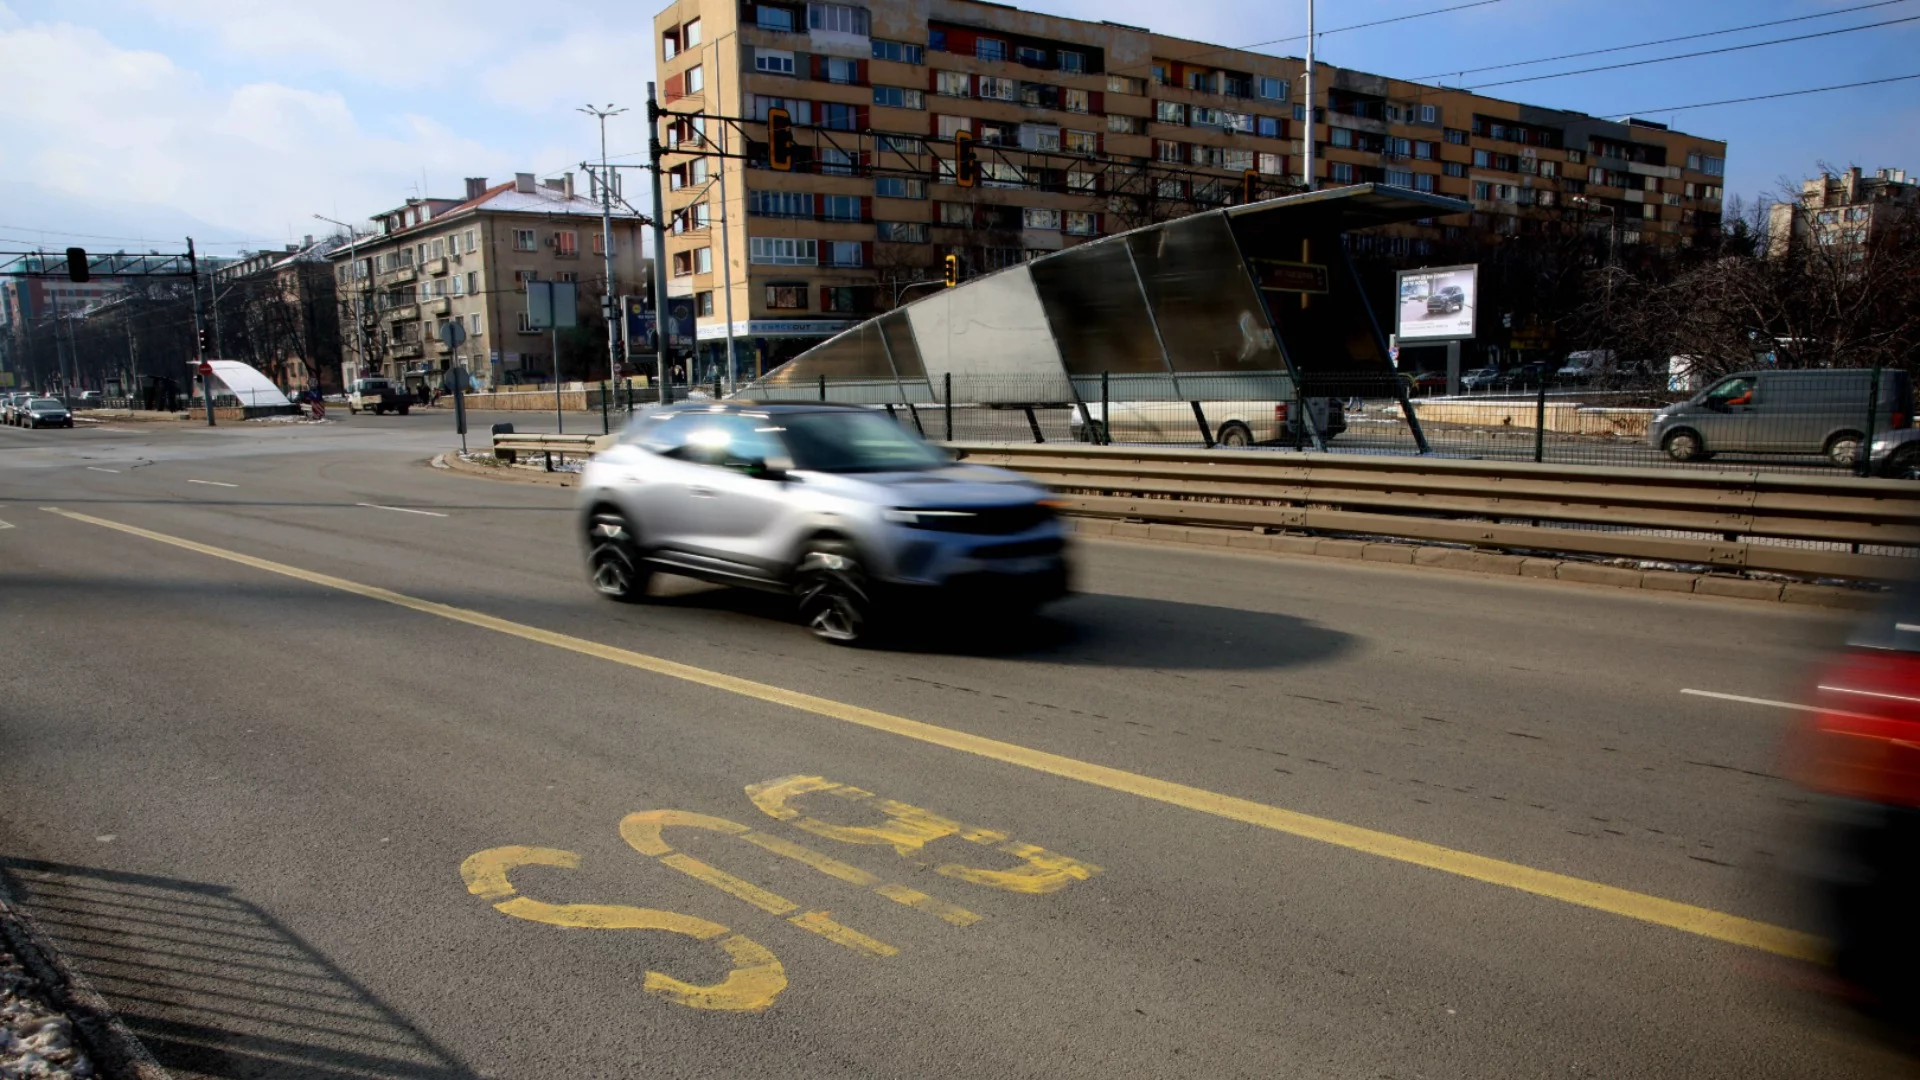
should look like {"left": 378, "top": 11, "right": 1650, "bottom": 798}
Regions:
{"left": 313, "top": 214, "right": 371, "bottom": 385}
{"left": 579, "top": 104, "right": 627, "bottom": 397}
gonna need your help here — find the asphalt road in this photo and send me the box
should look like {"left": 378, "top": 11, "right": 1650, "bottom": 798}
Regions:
{"left": 0, "top": 411, "right": 1908, "bottom": 1078}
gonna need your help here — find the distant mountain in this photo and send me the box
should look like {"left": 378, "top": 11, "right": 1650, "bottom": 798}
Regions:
{"left": 0, "top": 182, "right": 260, "bottom": 255}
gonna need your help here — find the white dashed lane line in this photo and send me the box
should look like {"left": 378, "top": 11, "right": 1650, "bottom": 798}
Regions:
{"left": 186, "top": 479, "right": 238, "bottom": 488}
{"left": 1680, "top": 688, "right": 1816, "bottom": 712}
{"left": 85, "top": 467, "right": 120, "bottom": 473}
{"left": 356, "top": 503, "right": 448, "bottom": 518}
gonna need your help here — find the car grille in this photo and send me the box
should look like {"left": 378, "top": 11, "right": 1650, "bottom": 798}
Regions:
{"left": 906, "top": 505, "right": 1053, "bottom": 535}
{"left": 975, "top": 537, "right": 1066, "bottom": 560}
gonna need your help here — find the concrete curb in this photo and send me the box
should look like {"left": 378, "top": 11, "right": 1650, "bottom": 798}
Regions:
{"left": 1068, "top": 518, "right": 1883, "bottom": 611}
{"left": 430, "top": 451, "right": 577, "bottom": 488}
{"left": 0, "top": 887, "right": 171, "bottom": 1080}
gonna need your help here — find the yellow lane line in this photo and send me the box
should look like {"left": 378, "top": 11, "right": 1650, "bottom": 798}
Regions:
{"left": 45, "top": 506, "right": 1825, "bottom": 962}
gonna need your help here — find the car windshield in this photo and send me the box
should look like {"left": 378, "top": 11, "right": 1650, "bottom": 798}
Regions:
{"left": 29, "top": 399, "right": 62, "bottom": 408}
{"left": 775, "top": 411, "right": 950, "bottom": 473}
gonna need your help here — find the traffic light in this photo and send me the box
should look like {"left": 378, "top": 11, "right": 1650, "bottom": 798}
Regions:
{"left": 196, "top": 326, "right": 211, "bottom": 355}
{"left": 768, "top": 107, "right": 794, "bottom": 172}
{"left": 943, "top": 253, "right": 958, "bottom": 288}
{"left": 1242, "top": 170, "right": 1259, "bottom": 205}
{"left": 65, "top": 247, "right": 89, "bottom": 283}
{"left": 953, "top": 130, "right": 978, "bottom": 188}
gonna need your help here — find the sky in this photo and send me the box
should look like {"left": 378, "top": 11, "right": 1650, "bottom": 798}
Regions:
{"left": 0, "top": 0, "right": 1915, "bottom": 255}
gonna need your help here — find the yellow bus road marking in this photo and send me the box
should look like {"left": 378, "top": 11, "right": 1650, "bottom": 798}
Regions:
{"left": 661, "top": 853, "right": 800, "bottom": 916}
{"left": 787, "top": 911, "right": 898, "bottom": 958}
{"left": 51, "top": 507, "right": 1825, "bottom": 963}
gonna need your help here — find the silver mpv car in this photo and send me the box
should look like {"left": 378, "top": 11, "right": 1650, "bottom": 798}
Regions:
{"left": 576, "top": 402, "right": 1071, "bottom": 643}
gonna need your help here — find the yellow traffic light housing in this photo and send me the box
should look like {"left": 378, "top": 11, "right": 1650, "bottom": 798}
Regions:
{"left": 943, "top": 253, "right": 958, "bottom": 288}
{"left": 768, "top": 107, "right": 794, "bottom": 172}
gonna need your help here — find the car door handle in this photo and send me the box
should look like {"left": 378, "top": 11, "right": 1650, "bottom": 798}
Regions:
{"left": 687, "top": 485, "right": 718, "bottom": 498}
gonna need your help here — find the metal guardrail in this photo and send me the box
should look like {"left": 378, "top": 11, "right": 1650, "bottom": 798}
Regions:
{"left": 953, "top": 442, "right": 1920, "bottom": 581}
{"left": 491, "top": 432, "right": 606, "bottom": 464}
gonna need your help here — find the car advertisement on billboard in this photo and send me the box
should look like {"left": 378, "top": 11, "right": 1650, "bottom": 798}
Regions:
{"left": 1395, "top": 264, "right": 1478, "bottom": 342}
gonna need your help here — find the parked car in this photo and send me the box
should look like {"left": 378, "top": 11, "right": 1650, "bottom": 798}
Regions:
{"left": 20, "top": 397, "right": 73, "bottom": 429}
{"left": 1646, "top": 368, "right": 1913, "bottom": 465}
{"left": 78, "top": 390, "right": 103, "bottom": 405}
{"left": 347, "top": 376, "right": 412, "bottom": 415}
{"left": 576, "top": 402, "right": 1071, "bottom": 644}
{"left": 1459, "top": 367, "right": 1503, "bottom": 392}
{"left": 1555, "top": 350, "right": 1615, "bottom": 384}
{"left": 1498, "top": 362, "right": 1551, "bottom": 390}
{"left": 1409, "top": 371, "right": 1449, "bottom": 395}
{"left": 1, "top": 393, "right": 30, "bottom": 424}
{"left": 1070, "top": 398, "right": 1346, "bottom": 445}
{"left": 1426, "top": 286, "right": 1466, "bottom": 315}
{"left": 1787, "top": 582, "right": 1920, "bottom": 1029}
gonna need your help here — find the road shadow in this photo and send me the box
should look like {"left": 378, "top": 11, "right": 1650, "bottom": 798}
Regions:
{"left": 646, "top": 582, "right": 1351, "bottom": 670}
{"left": 0, "top": 858, "right": 474, "bottom": 1080}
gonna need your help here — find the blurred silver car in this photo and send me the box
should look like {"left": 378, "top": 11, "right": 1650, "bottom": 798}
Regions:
{"left": 575, "top": 402, "right": 1070, "bottom": 644}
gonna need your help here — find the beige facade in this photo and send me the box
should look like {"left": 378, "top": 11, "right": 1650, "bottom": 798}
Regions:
{"left": 1768, "top": 166, "right": 1918, "bottom": 257}
{"left": 653, "top": 0, "right": 1729, "bottom": 378}
{"left": 329, "top": 173, "right": 651, "bottom": 390}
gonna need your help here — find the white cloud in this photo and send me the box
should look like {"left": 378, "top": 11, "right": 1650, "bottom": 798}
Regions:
{"left": 477, "top": 29, "right": 658, "bottom": 120}
{"left": 0, "top": 16, "right": 517, "bottom": 239}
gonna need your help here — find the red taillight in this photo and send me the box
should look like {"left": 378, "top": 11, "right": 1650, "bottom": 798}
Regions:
{"left": 1893, "top": 412, "right": 1909, "bottom": 430}
{"left": 1790, "top": 649, "right": 1920, "bottom": 806}
{"left": 1274, "top": 403, "right": 1290, "bottom": 423}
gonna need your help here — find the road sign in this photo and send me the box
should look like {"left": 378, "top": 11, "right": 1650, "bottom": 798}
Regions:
{"left": 197, "top": 361, "right": 213, "bottom": 377}
{"left": 440, "top": 319, "right": 467, "bottom": 350}
{"left": 526, "top": 281, "right": 579, "bottom": 330}
{"left": 1388, "top": 346, "right": 1400, "bottom": 364}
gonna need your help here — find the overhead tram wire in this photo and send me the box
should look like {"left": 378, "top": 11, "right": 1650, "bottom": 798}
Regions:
{"left": 1413, "top": 0, "right": 1915, "bottom": 82}
{"left": 1464, "top": 12, "right": 1920, "bottom": 92}
{"left": 1604, "top": 72, "right": 1920, "bottom": 119}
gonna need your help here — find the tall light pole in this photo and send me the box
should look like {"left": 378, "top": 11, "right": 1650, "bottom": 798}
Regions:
{"left": 1302, "top": 0, "right": 1316, "bottom": 191}
{"left": 313, "top": 213, "right": 370, "bottom": 384}
{"left": 580, "top": 104, "right": 627, "bottom": 396}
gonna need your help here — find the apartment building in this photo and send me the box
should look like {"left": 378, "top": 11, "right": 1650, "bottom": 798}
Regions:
{"left": 651, "top": 0, "right": 1731, "bottom": 379}
{"left": 0, "top": 274, "right": 136, "bottom": 391}
{"left": 1768, "top": 165, "right": 1918, "bottom": 256}
{"left": 328, "top": 174, "right": 651, "bottom": 389}
{"left": 211, "top": 237, "right": 343, "bottom": 392}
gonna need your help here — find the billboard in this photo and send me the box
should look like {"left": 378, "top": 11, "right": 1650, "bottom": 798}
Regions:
{"left": 1394, "top": 264, "right": 1478, "bottom": 342}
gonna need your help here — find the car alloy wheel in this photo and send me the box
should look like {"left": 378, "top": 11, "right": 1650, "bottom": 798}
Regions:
{"left": 1663, "top": 430, "right": 1703, "bottom": 462}
{"left": 1826, "top": 432, "right": 1865, "bottom": 468}
{"left": 1890, "top": 445, "right": 1920, "bottom": 481}
{"left": 585, "top": 511, "right": 649, "bottom": 602}
{"left": 795, "top": 541, "right": 875, "bottom": 645}
{"left": 1216, "top": 421, "right": 1254, "bottom": 447}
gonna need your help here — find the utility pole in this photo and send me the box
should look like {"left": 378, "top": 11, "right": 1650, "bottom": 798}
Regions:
{"left": 647, "top": 81, "right": 674, "bottom": 406}
{"left": 189, "top": 237, "right": 214, "bottom": 426}
{"left": 579, "top": 103, "right": 626, "bottom": 396}
{"left": 715, "top": 100, "right": 738, "bottom": 395}
{"left": 1302, "top": 0, "right": 1316, "bottom": 191}
{"left": 314, "top": 214, "right": 370, "bottom": 385}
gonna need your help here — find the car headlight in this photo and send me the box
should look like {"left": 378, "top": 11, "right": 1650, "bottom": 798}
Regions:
{"left": 1872, "top": 437, "right": 1894, "bottom": 451}
{"left": 883, "top": 509, "right": 975, "bottom": 525}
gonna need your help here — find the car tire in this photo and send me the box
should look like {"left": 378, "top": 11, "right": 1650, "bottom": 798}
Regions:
{"left": 348, "top": 405, "right": 358, "bottom": 414}
{"left": 585, "top": 510, "right": 650, "bottom": 603}
{"left": 794, "top": 539, "right": 879, "bottom": 646}
{"left": 399, "top": 405, "right": 411, "bottom": 416}
{"left": 1887, "top": 445, "right": 1920, "bottom": 481}
{"left": 1825, "top": 431, "right": 1865, "bottom": 468}
{"left": 1216, "top": 421, "right": 1255, "bottom": 447}
{"left": 1077, "top": 420, "right": 1107, "bottom": 444}
{"left": 1663, "top": 428, "right": 1706, "bottom": 462}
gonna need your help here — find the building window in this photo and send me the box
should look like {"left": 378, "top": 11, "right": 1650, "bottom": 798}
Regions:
{"left": 554, "top": 270, "right": 579, "bottom": 283}
{"left": 1256, "top": 76, "right": 1287, "bottom": 101}
{"left": 820, "top": 194, "right": 862, "bottom": 221}
{"left": 1443, "top": 161, "right": 1467, "bottom": 178}
{"left": 1444, "top": 128, "right": 1467, "bottom": 145}
{"left": 694, "top": 247, "right": 713, "bottom": 274}
{"left": 1224, "top": 74, "right": 1252, "bottom": 98}
{"left": 977, "top": 76, "right": 1015, "bottom": 101}
{"left": 766, "top": 283, "right": 808, "bottom": 310}
{"left": 1385, "top": 168, "right": 1414, "bottom": 187}
{"left": 470, "top": 313, "right": 483, "bottom": 336}
{"left": 808, "top": 2, "right": 869, "bottom": 35}
{"left": 1059, "top": 50, "right": 1085, "bottom": 74}
{"left": 1330, "top": 163, "right": 1355, "bottom": 183}
{"left": 749, "top": 190, "right": 812, "bottom": 217}
{"left": 976, "top": 38, "right": 1006, "bottom": 62}
{"left": 1185, "top": 70, "right": 1215, "bottom": 93}
{"left": 823, "top": 57, "right": 860, "bottom": 84}
{"left": 695, "top": 291, "right": 715, "bottom": 316}
{"left": 876, "top": 221, "right": 929, "bottom": 243}
{"left": 757, "top": 5, "right": 795, "bottom": 31}
{"left": 937, "top": 114, "right": 971, "bottom": 139}
{"left": 515, "top": 269, "right": 539, "bottom": 290}
{"left": 1019, "top": 124, "right": 1061, "bottom": 151}
{"left": 1155, "top": 101, "right": 1186, "bottom": 124}
{"left": 1107, "top": 114, "right": 1142, "bottom": 134}
{"left": 873, "top": 85, "right": 924, "bottom": 109}
{"left": 555, "top": 230, "right": 578, "bottom": 256}
{"left": 937, "top": 70, "right": 971, "bottom": 97}
{"left": 1064, "top": 88, "right": 1090, "bottom": 114}
{"left": 1155, "top": 140, "right": 1187, "bottom": 164}
{"left": 819, "top": 147, "right": 855, "bottom": 175}
{"left": 1016, "top": 45, "right": 1047, "bottom": 67}
{"left": 875, "top": 176, "right": 925, "bottom": 199}
{"left": 451, "top": 275, "right": 464, "bottom": 296}
{"left": 685, "top": 65, "right": 704, "bottom": 94}
{"left": 938, "top": 202, "right": 973, "bottom": 225}
{"left": 1065, "top": 211, "right": 1097, "bottom": 236}
{"left": 1107, "top": 75, "right": 1145, "bottom": 96}
{"left": 820, "top": 102, "right": 860, "bottom": 131}
{"left": 513, "top": 229, "right": 536, "bottom": 251}
{"left": 821, "top": 287, "right": 863, "bottom": 313}
{"left": 517, "top": 311, "right": 536, "bottom": 333}
{"left": 1067, "top": 170, "right": 1097, "bottom": 192}
{"left": 1063, "top": 129, "right": 1097, "bottom": 154}
{"left": 824, "top": 240, "right": 865, "bottom": 266}
{"left": 871, "top": 39, "right": 923, "bottom": 64}
{"left": 681, "top": 18, "right": 702, "bottom": 47}
{"left": 1256, "top": 115, "right": 1280, "bottom": 138}
{"left": 1257, "top": 152, "right": 1284, "bottom": 175}
{"left": 756, "top": 49, "right": 796, "bottom": 75}
{"left": 1023, "top": 207, "right": 1061, "bottom": 230}
{"left": 750, "top": 237, "right": 818, "bottom": 265}
{"left": 1419, "top": 105, "right": 1439, "bottom": 124}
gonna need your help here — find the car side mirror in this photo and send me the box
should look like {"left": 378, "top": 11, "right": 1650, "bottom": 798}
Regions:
{"left": 744, "top": 456, "right": 791, "bottom": 481}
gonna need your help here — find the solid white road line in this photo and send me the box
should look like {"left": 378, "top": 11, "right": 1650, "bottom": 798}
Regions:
{"left": 186, "top": 479, "right": 238, "bottom": 488}
{"left": 85, "top": 467, "right": 120, "bottom": 473}
{"left": 356, "top": 503, "right": 448, "bottom": 518}
{"left": 0, "top": 520, "right": 12, "bottom": 530}
{"left": 1680, "top": 688, "right": 1816, "bottom": 712}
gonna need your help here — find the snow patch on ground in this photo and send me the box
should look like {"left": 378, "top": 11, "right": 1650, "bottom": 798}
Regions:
{"left": 459, "top": 450, "right": 583, "bottom": 474}
{"left": 0, "top": 944, "right": 93, "bottom": 1079}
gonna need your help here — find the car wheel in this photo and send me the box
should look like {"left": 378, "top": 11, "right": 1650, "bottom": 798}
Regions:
{"left": 585, "top": 510, "right": 650, "bottom": 603}
{"left": 348, "top": 405, "right": 358, "bottom": 414}
{"left": 794, "top": 539, "right": 878, "bottom": 646}
{"left": 1888, "top": 445, "right": 1920, "bottom": 481}
{"left": 1825, "top": 431, "right": 1865, "bottom": 468}
{"left": 1663, "top": 429, "right": 1705, "bottom": 462}
{"left": 1216, "top": 421, "right": 1255, "bottom": 447}
{"left": 1078, "top": 420, "right": 1107, "bottom": 444}
{"left": 399, "top": 405, "right": 411, "bottom": 416}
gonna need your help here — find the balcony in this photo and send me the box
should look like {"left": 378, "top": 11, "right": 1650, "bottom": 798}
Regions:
{"left": 388, "top": 304, "right": 419, "bottom": 322}
{"left": 424, "top": 257, "right": 449, "bottom": 276}
{"left": 425, "top": 298, "right": 450, "bottom": 315}
{"left": 391, "top": 343, "right": 423, "bottom": 360}
{"left": 383, "top": 267, "right": 417, "bottom": 285}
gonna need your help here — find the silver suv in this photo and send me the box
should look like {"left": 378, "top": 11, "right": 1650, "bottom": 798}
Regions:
{"left": 576, "top": 402, "right": 1071, "bottom": 643}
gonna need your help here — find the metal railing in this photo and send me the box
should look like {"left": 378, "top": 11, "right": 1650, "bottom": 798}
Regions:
{"left": 953, "top": 442, "right": 1920, "bottom": 582}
